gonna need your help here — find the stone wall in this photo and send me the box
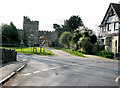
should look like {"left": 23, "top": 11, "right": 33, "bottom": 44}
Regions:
{"left": 0, "top": 49, "right": 17, "bottom": 63}
{"left": 112, "top": 36, "right": 118, "bottom": 53}
{"left": 105, "top": 35, "right": 118, "bottom": 53}
{"left": 38, "top": 31, "right": 58, "bottom": 42}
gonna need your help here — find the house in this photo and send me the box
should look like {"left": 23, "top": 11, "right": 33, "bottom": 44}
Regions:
{"left": 99, "top": 3, "right": 120, "bottom": 54}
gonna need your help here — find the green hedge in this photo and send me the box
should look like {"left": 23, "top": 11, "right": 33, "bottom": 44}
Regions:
{"left": 97, "top": 50, "right": 114, "bottom": 59}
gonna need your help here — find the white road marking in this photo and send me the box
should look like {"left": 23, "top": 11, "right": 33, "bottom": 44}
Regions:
{"left": 39, "top": 63, "right": 44, "bottom": 64}
{"left": 33, "top": 71, "right": 40, "bottom": 73}
{"left": 23, "top": 73, "right": 31, "bottom": 76}
{"left": 115, "top": 76, "right": 120, "bottom": 82}
{"left": 42, "top": 65, "right": 65, "bottom": 71}
{"left": 71, "top": 64, "right": 78, "bottom": 66}
{"left": 51, "top": 64, "right": 57, "bottom": 65}
{"left": 42, "top": 69, "right": 49, "bottom": 71}
{"left": 49, "top": 67, "right": 57, "bottom": 70}
{"left": 22, "top": 65, "right": 69, "bottom": 76}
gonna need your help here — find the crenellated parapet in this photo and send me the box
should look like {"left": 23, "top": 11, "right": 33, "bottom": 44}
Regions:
{"left": 23, "top": 16, "right": 39, "bottom": 26}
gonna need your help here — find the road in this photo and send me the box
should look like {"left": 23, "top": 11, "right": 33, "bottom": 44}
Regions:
{"left": 3, "top": 47, "right": 119, "bottom": 86}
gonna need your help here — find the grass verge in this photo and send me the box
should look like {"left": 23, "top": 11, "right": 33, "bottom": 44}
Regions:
{"left": 58, "top": 48, "right": 85, "bottom": 57}
{"left": 1, "top": 47, "right": 54, "bottom": 55}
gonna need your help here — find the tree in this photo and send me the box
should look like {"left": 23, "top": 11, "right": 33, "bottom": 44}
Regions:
{"left": 65, "top": 15, "right": 84, "bottom": 33}
{"left": 71, "top": 27, "right": 97, "bottom": 51}
{"left": 59, "top": 31, "right": 72, "bottom": 48}
{"left": 53, "top": 24, "right": 61, "bottom": 31}
{"left": 53, "top": 15, "right": 84, "bottom": 37}
{"left": 2, "top": 24, "right": 11, "bottom": 42}
{"left": 2, "top": 22, "right": 19, "bottom": 44}
{"left": 53, "top": 24, "right": 63, "bottom": 38}
{"left": 78, "top": 35, "right": 93, "bottom": 54}
{"left": 72, "top": 30, "right": 82, "bottom": 43}
{"left": 9, "top": 22, "right": 19, "bottom": 41}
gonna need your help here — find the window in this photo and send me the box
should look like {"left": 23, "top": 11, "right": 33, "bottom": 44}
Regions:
{"left": 107, "top": 15, "right": 115, "bottom": 23}
{"left": 109, "top": 23, "right": 113, "bottom": 31}
{"left": 106, "top": 24, "right": 108, "bottom": 31}
{"left": 106, "top": 24, "right": 110, "bottom": 31}
{"left": 102, "top": 27, "right": 106, "bottom": 32}
{"left": 101, "top": 39, "right": 104, "bottom": 45}
{"left": 100, "top": 27, "right": 102, "bottom": 32}
{"left": 114, "top": 22, "right": 119, "bottom": 30}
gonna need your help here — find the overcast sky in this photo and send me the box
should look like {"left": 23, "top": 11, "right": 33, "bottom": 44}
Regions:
{"left": 0, "top": 0, "right": 120, "bottom": 32}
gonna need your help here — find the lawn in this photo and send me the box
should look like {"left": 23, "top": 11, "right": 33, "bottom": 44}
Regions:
{"left": 1, "top": 47, "right": 54, "bottom": 55}
{"left": 59, "top": 48, "right": 85, "bottom": 57}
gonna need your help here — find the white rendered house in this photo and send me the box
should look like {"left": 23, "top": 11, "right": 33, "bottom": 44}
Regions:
{"left": 99, "top": 3, "right": 120, "bottom": 54}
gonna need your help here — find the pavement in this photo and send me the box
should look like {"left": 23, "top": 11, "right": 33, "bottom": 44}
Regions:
{"left": 84, "top": 54, "right": 110, "bottom": 60}
{"left": 0, "top": 59, "right": 27, "bottom": 87}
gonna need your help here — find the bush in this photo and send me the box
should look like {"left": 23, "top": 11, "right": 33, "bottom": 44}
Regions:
{"left": 79, "top": 36, "right": 93, "bottom": 54}
{"left": 49, "top": 40, "right": 62, "bottom": 48}
{"left": 59, "top": 31, "right": 71, "bottom": 48}
{"left": 97, "top": 50, "right": 114, "bottom": 59}
{"left": 77, "top": 49, "right": 81, "bottom": 53}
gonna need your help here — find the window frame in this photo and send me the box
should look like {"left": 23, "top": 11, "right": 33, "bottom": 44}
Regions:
{"left": 114, "top": 22, "right": 119, "bottom": 30}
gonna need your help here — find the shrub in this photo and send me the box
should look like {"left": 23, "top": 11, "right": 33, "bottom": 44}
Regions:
{"left": 97, "top": 50, "right": 114, "bottom": 59}
{"left": 78, "top": 35, "right": 93, "bottom": 54}
{"left": 49, "top": 40, "right": 62, "bottom": 48}
{"left": 59, "top": 31, "right": 72, "bottom": 48}
{"left": 77, "top": 49, "right": 81, "bottom": 53}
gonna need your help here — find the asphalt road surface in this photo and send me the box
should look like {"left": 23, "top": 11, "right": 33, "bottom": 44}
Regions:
{"left": 3, "top": 47, "right": 119, "bottom": 87}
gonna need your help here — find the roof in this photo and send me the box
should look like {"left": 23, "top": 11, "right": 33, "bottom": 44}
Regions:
{"left": 101, "top": 3, "right": 120, "bottom": 25}
{"left": 39, "top": 36, "right": 50, "bottom": 40}
{"left": 112, "top": 3, "right": 120, "bottom": 18}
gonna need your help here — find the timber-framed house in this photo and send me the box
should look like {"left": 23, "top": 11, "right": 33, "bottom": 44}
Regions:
{"left": 99, "top": 3, "right": 120, "bottom": 54}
